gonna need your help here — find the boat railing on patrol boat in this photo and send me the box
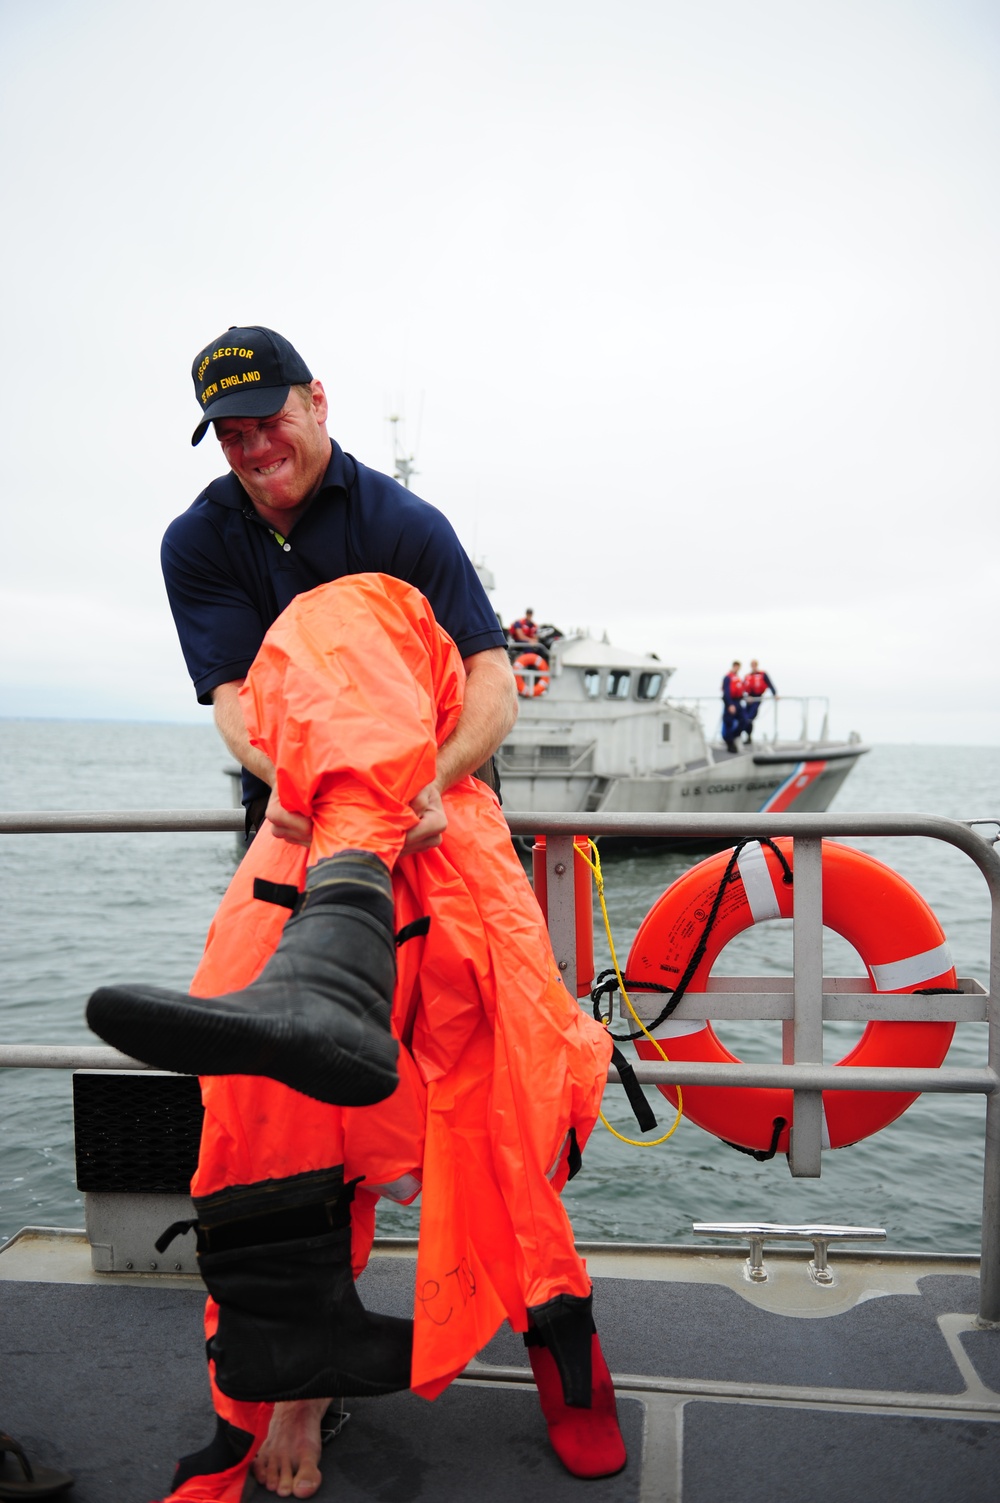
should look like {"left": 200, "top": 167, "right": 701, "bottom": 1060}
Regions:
{"left": 0, "top": 807, "right": 998, "bottom": 1325}
{"left": 668, "top": 694, "right": 847, "bottom": 749}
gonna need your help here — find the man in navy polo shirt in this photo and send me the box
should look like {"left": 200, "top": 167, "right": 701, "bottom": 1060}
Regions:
{"left": 163, "top": 325, "right": 516, "bottom": 850}
{"left": 157, "top": 327, "right": 520, "bottom": 1493}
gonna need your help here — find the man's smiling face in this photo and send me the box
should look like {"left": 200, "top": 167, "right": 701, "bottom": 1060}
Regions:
{"left": 215, "top": 381, "right": 331, "bottom": 528}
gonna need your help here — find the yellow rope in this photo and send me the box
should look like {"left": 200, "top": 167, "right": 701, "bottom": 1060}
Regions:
{"left": 573, "top": 839, "right": 684, "bottom": 1147}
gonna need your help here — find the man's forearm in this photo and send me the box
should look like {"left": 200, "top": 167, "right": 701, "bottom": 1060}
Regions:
{"left": 436, "top": 648, "right": 518, "bottom": 792}
{"left": 211, "top": 680, "right": 276, "bottom": 786}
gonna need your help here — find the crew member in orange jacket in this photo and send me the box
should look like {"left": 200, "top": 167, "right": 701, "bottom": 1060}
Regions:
{"left": 89, "top": 573, "right": 624, "bottom": 1500}
{"left": 509, "top": 608, "right": 538, "bottom": 643}
{"left": 742, "top": 659, "right": 776, "bottom": 743}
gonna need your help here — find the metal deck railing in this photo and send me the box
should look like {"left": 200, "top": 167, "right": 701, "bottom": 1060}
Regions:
{"left": 527, "top": 811, "right": 1000, "bottom": 1323}
{"left": 668, "top": 694, "right": 839, "bottom": 746}
{"left": 2, "top": 808, "right": 998, "bottom": 1321}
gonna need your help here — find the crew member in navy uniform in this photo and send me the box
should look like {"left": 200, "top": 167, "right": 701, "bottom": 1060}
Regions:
{"left": 721, "top": 661, "right": 746, "bottom": 753}
{"left": 164, "top": 326, "right": 521, "bottom": 1493}
{"left": 742, "top": 659, "right": 777, "bottom": 743}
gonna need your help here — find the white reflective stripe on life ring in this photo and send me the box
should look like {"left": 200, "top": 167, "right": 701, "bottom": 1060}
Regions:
{"left": 737, "top": 840, "right": 782, "bottom": 922}
{"left": 646, "top": 1017, "right": 710, "bottom": 1039}
{"left": 870, "top": 941, "right": 954, "bottom": 992}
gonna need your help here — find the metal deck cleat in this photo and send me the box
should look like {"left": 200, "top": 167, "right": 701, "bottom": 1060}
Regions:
{"left": 693, "top": 1221, "right": 887, "bottom": 1285}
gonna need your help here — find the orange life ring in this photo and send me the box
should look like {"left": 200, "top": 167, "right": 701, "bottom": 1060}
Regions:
{"left": 626, "top": 838, "right": 956, "bottom": 1153}
{"left": 513, "top": 652, "right": 549, "bottom": 697}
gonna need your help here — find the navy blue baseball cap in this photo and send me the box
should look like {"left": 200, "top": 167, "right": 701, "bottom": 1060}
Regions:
{"left": 190, "top": 325, "right": 313, "bottom": 445}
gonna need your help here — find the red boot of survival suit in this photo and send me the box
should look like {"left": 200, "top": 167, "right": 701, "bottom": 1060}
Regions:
{"left": 87, "top": 850, "right": 399, "bottom": 1108}
{"left": 525, "top": 1292, "right": 626, "bottom": 1479}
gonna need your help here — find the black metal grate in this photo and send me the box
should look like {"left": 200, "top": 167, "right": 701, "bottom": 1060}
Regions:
{"left": 73, "top": 1073, "right": 204, "bottom": 1193}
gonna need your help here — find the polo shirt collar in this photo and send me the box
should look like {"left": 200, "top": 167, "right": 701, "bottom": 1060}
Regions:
{"left": 318, "top": 439, "right": 353, "bottom": 496}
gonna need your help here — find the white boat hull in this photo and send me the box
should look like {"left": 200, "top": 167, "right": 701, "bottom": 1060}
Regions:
{"left": 498, "top": 744, "right": 865, "bottom": 818}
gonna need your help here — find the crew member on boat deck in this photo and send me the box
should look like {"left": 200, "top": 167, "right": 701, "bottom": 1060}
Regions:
{"left": 721, "top": 661, "right": 746, "bottom": 753}
{"left": 742, "top": 660, "right": 777, "bottom": 744}
{"left": 104, "top": 327, "right": 625, "bottom": 1500}
{"left": 510, "top": 608, "right": 538, "bottom": 643}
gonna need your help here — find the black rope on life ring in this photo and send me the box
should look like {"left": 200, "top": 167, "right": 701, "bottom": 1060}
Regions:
{"left": 593, "top": 837, "right": 793, "bottom": 1042}
{"left": 721, "top": 1116, "right": 788, "bottom": 1162}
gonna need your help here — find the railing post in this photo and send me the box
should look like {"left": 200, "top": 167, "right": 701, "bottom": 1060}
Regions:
{"left": 545, "top": 833, "right": 578, "bottom": 999}
{"left": 980, "top": 867, "right": 1000, "bottom": 1324}
{"left": 789, "top": 835, "right": 824, "bottom": 1176}
{"left": 982, "top": 1089, "right": 1000, "bottom": 1324}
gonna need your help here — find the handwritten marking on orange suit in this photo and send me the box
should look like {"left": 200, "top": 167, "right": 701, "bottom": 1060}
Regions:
{"left": 417, "top": 1259, "right": 478, "bottom": 1325}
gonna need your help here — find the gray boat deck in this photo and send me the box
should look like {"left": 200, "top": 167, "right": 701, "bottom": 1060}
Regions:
{"left": 2, "top": 1233, "right": 998, "bottom": 1502}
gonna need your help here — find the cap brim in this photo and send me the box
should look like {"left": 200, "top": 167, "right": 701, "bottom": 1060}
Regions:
{"left": 190, "top": 384, "right": 291, "bottom": 446}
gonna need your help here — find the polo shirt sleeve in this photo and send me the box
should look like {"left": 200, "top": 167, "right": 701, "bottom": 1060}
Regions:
{"left": 356, "top": 479, "right": 505, "bottom": 659}
{"left": 161, "top": 511, "right": 266, "bottom": 704}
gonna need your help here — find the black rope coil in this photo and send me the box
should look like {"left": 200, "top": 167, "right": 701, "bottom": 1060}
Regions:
{"left": 722, "top": 1116, "right": 788, "bottom": 1162}
{"left": 593, "top": 837, "right": 793, "bottom": 1042}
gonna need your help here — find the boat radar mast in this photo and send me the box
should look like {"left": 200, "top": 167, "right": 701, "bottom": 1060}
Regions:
{"left": 387, "top": 412, "right": 419, "bottom": 490}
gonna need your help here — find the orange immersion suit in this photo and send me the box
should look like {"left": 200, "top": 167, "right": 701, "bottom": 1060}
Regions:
{"left": 164, "top": 573, "right": 612, "bottom": 1500}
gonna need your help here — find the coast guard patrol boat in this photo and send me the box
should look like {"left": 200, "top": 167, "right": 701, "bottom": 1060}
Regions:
{"left": 499, "top": 626, "right": 867, "bottom": 818}
{"left": 485, "top": 557, "right": 867, "bottom": 819}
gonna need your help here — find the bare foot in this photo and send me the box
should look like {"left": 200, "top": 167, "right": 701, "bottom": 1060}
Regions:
{"left": 252, "top": 1397, "right": 331, "bottom": 1498}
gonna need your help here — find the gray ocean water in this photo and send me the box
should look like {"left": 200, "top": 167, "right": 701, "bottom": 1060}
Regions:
{"left": 1, "top": 721, "right": 997, "bottom": 1253}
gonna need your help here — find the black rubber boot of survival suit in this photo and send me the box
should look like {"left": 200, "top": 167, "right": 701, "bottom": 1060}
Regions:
{"left": 525, "top": 1291, "right": 596, "bottom": 1407}
{"left": 86, "top": 850, "right": 399, "bottom": 1107}
{"left": 171, "top": 1165, "right": 414, "bottom": 1402}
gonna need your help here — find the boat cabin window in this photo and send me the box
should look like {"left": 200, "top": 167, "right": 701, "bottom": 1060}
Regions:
{"left": 607, "top": 669, "right": 631, "bottom": 699}
{"left": 583, "top": 669, "right": 601, "bottom": 698}
{"left": 637, "top": 672, "right": 663, "bottom": 701}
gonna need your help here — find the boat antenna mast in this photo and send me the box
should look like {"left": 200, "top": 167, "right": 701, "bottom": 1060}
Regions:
{"left": 386, "top": 396, "right": 423, "bottom": 489}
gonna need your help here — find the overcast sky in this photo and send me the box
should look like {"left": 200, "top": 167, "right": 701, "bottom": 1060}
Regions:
{"left": 1, "top": 0, "right": 996, "bottom": 745}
